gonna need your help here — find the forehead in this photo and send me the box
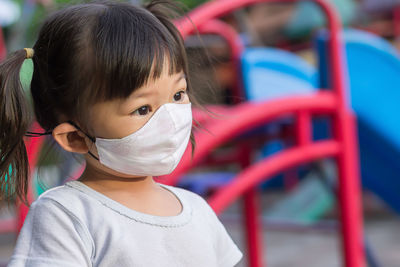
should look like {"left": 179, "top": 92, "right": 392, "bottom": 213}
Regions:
{"left": 131, "top": 70, "right": 186, "bottom": 96}
{"left": 91, "top": 69, "right": 186, "bottom": 112}
{"left": 129, "top": 54, "right": 184, "bottom": 91}
{"left": 89, "top": 56, "right": 186, "bottom": 109}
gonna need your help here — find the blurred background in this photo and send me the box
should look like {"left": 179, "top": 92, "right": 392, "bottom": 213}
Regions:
{"left": 1, "top": 0, "right": 400, "bottom": 266}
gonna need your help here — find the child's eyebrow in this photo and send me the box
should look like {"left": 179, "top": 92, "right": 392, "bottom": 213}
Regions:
{"left": 134, "top": 91, "right": 153, "bottom": 98}
{"left": 130, "top": 74, "right": 186, "bottom": 99}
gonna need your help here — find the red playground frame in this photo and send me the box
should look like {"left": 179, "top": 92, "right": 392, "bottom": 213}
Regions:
{"left": 161, "top": 0, "right": 366, "bottom": 266}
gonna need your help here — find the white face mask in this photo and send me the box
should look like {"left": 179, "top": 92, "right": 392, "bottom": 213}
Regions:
{"left": 78, "top": 103, "right": 192, "bottom": 176}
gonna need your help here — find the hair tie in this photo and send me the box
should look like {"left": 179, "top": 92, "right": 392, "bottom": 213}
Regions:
{"left": 24, "top": 48, "right": 34, "bottom": 59}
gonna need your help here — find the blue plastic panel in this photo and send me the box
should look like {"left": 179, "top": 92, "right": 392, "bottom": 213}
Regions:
{"left": 241, "top": 47, "right": 318, "bottom": 102}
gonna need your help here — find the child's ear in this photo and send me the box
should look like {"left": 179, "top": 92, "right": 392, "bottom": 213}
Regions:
{"left": 52, "top": 123, "right": 89, "bottom": 153}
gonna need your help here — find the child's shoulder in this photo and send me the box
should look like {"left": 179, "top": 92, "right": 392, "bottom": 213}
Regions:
{"left": 160, "top": 183, "right": 205, "bottom": 201}
{"left": 30, "top": 181, "right": 95, "bottom": 220}
{"left": 34, "top": 181, "right": 83, "bottom": 202}
{"left": 159, "top": 184, "right": 215, "bottom": 213}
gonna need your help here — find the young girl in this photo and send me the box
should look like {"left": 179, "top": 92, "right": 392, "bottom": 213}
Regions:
{"left": 0, "top": 1, "right": 243, "bottom": 266}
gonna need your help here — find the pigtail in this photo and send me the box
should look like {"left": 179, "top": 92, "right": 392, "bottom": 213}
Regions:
{"left": 0, "top": 50, "right": 32, "bottom": 204}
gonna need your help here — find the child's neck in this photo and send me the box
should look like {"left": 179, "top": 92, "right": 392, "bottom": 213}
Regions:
{"left": 76, "top": 163, "right": 183, "bottom": 217}
{"left": 78, "top": 164, "right": 158, "bottom": 194}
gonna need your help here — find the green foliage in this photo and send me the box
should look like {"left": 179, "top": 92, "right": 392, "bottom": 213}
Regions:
{"left": 178, "top": 0, "right": 207, "bottom": 9}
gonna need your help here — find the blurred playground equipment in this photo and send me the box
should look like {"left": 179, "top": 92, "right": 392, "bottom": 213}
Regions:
{"left": 6, "top": 0, "right": 400, "bottom": 266}
{"left": 317, "top": 28, "right": 400, "bottom": 214}
{"left": 285, "top": 0, "right": 357, "bottom": 38}
{"left": 161, "top": 1, "right": 365, "bottom": 267}
{"left": 0, "top": 0, "right": 20, "bottom": 27}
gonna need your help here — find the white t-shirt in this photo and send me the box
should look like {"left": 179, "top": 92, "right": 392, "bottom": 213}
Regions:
{"left": 8, "top": 181, "right": 243, "bottom": 267}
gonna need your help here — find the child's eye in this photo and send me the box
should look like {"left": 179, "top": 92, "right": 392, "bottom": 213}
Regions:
{"left": 132, "top": 105, "right": 151, "bottom": 116}
{"left": 173, "top": 91, "right": 186, "bottom": 102}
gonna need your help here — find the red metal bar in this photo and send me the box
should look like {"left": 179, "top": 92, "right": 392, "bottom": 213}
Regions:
{"left": 243, "top": 188, "right": 263, "bottom": 267}
{"left": 237, "top": 144, "right": 264, "bottom": 267}
{"left": 0, "top": 27, "right": 6, "bottom": 61}
{"left": 296, "top": 111, "right": 312, "bottom": 146}
{"left": 208, "top": 140, "right": 341, "bottom": 213}
{"left": 334, "top": 111, "right": 365, "bottom": 267}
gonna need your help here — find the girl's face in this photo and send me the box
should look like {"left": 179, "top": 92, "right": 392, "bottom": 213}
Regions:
{"left": 81, "top": 66, "right": 189, "bottom": 178}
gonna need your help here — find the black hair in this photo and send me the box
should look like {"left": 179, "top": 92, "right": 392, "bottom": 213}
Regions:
{"left": 0, "top": 0, "right": 195, "bottom": 205}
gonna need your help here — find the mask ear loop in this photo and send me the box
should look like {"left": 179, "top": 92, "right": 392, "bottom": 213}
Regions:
{"left": 67, "top": 120, "right": 100, "bottom": 161}
{"left": 25, "top": 131, "right": 52, "bottom": 137}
